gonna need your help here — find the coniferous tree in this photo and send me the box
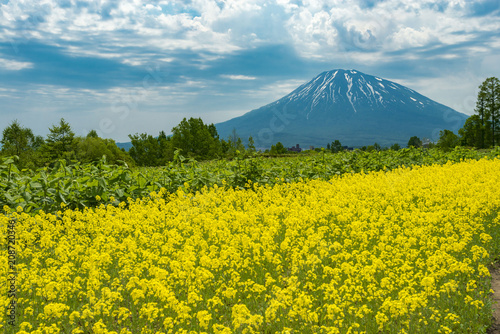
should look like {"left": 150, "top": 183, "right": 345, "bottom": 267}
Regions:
{"left": 477, "top": 77, "right": 500, "bottom": 147}
{"left": 460, "top": 77, "right": 500, "bottom": 148}
{"left": 44, "top": 118, "right": 76, "bottom": 161}
{"left": 247, "top": 136, "right": 256, "bottom": 152}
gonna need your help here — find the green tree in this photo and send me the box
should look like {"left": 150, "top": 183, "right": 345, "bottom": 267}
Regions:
{"left": 390, "top": 143, "right": 401, "bottom": 151}
{"left": 171, "top": 118, "right": 221, "bottom": 160}
{"left": 331, "top": 140, "right": 343, "bottom": 153}
{"left": 247, "top": 136, "right": 256, "bottom": 152}
{"left": 1, "top": 120, "right": 35, "bottom": 156}
{"left": 128, "top": 132, "right": 171, "bottom": 166}
{"left": 220, "top": 138, "right": 231, "bottom": 155}
{"left": 44, "top": 118, "right": 76, "bottom": 161}
{"left": 157, "top": 130, "right": 174, "bottom": 164}
{"left": 476, "top": 77, "right": 500, "bottom": 147}
{"left": 87, "top": 129, "right": 99, "bottom": 138}
{"left": 269, "top": 142, "right": 287, "bottom": 155}
{"left": 437, "top": 129, "right": 460, "bottom": 150}
{"left": 459, "top": 115, "right": 491, "bottom": 148}
{"left": 225, "top": 128, "right": 245, "bottom": 157}
{"left": 1, "top": 120, "right": 44, "bottom": 168}
{"left": 407, "top": 136, "right": 422, "bottom": 148}
{"left": 476, "top": 88, "right": 487, "bottom": 148}
{"left": 365, "top": 145, "right": 376, "bottom": 152}
{"left": 208, "top": 124, "right": 219, "bottom": 141}
{"left": 75, "top": 136, "right": 134, "bottom": 165}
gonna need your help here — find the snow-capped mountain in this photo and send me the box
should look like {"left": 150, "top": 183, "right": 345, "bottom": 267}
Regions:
{"left": 215, "top": 69, "right": 469, "bottom": 148}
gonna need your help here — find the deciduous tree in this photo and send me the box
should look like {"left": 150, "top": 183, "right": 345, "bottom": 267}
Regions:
{"left": 1, "top": 120, "right": 44, "bottom": 168}
{"left": 331, "top": 140, "right": 343, "bottom": 153}
{"left": 171, "top": 118, "right": 221, "bottom": 160}
{"left": 437, "top": 129, "right": 460, "bottom": 150}
{"left": 407, "top": 136, "right": 422, "bottom": 148}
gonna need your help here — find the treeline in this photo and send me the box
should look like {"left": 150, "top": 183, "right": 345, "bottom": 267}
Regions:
{"left": 0, "top": 119, "right": 133, "bottom": 169}
{"left": 0, "top": 117, "right": 255, "bottom": 169}
{"left": 127, "top": 118, "right": 254, "bottom": 166}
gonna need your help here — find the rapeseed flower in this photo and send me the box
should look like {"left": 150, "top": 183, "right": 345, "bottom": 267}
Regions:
{"left": 1, "top": 159, "right": 500, "bottom": 333}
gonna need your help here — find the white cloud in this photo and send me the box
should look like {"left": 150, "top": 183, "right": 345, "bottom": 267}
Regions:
{"left": 389, "top": 27, "right": 436, "bottom": 49}
{"left": 220, "top": 74, "right": 257, "bottom": 80}
{"left": 0, "top": 58, "right": 33, "bottom": 70}
{"left": 0, "top": 0, "right": 494, "bottom": 65}
{"left": 389, "top": 71, "right": 484, "bottom": 115}
{"left": 1, "top": 0, "right": 499, "bottom": 142}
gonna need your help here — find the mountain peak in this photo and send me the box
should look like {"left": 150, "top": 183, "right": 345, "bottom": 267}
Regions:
{"left": 216, "top": 69, "right": 468, "bottom": 148}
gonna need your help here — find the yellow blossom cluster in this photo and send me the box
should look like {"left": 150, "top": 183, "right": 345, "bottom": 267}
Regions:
{"left": 1, "top": 159, "right": 500, "bottom": 333}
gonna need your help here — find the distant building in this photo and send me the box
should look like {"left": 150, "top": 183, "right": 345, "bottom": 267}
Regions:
{"left": 309, "top": 145, "right": 315, "bottom": 151}
{"left": 288, "top": 144, "right": 302, "bottom": 152}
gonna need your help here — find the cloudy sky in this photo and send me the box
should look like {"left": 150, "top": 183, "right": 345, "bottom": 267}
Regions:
{"left": 1, "top": 0, "right": 499, "bottom": 142}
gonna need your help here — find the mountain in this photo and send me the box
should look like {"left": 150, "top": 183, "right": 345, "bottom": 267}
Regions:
{"left": 215, "top": 69, "right": 469, "bottom": 148}
{"left": 116, "top": 141, "right": 133, "bottom": 151}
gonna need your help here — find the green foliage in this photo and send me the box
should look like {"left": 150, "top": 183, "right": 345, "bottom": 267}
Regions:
{"left": 461, "top": 77, "right": 500, "bottom": 148}
{"left": 86, "top": 129, "right": 99, "bottom": 138}
{"left": 75, "top": 136, "right": 135, "bottom": 165}
{"left": 1, "top": 120, "right": 134, "bottom": 170}
{"left": 43, "top": 118, "right": 76, "bottom": 161}
{"left": 390, "top": 143, "right": 401, "bottom": 151}
{"left": 437, "top": 129, "right": 460, "bottom": 150}
{"left": 171, "top": 117, "right": 221, "bottom": 160}
{"left": 330, "top": 140, "right": 343, "bottom": 153}
{"left": 1, "top": 120, "right": 44, "bottom": 169}
{"left": 128, "top": 132, "right": 172, "bottom": 166}
{"left": 221, "top": 128, "right": 246, "bottom": 157}
{"left": 2, "top": 147, "right": 499, "bottom": 215}
{"left": 247, "top": 136, "right": 256, "bottom": 152}
{"left": 459, "top": 115, "right": 492, "bottom": 148}
{"left": 269, "top": 142, "right": 288, "bottom": 155}
{"left": 407, "top": 136, "right": 423, "bottom": 148}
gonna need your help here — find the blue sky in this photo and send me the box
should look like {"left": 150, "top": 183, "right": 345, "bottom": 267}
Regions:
{"left": 1, "top": 0, "right": 499, "bottom": 142}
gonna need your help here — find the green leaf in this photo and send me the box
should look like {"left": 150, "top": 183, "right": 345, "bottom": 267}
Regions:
{"left": 116, "top": 188, "right": 125, "bottom": 198}
{"left": 30, "top": 182, "right": 43, "bottom": 189}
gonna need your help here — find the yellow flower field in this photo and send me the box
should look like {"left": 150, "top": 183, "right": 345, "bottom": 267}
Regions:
{"left": 2, "top": 159, "right": 500, "bottom": 333}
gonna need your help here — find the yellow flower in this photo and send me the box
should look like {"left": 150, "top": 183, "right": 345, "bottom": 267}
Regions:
{"left": 69, "top": 311, "right": 80, "bottom": 325}
{"left": 4, "top": 158, "right": 500, "bottom": 333}
{"left": 197, "top": 310, "right": 212, "bottom": 330}
{"left": 212, "top": 324, "right": 232, "bottom": 334}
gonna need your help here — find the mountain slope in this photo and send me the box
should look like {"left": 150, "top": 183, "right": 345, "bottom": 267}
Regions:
{"left": 215, "top": 69, "right": 469, "bottom": 148}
